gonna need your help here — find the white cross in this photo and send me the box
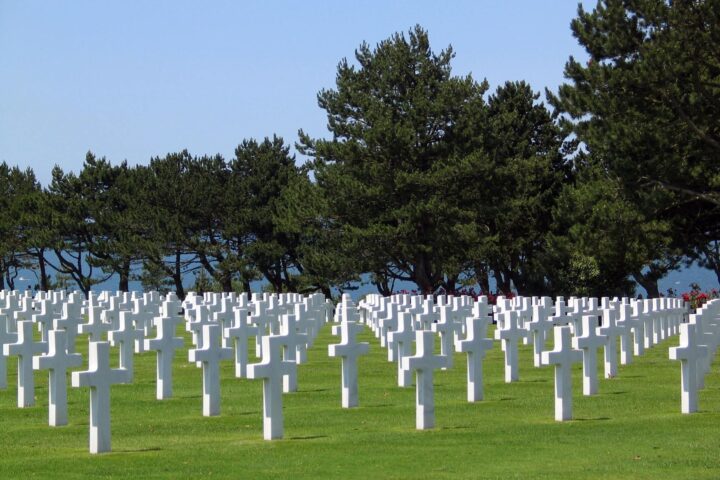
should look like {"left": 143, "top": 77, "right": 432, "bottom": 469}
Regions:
{"left": 54, "top": 298, "right": 83, "bottom": 353}
{"left": 13, "top": 296, "right": 34, "bottom": 324}
{"left": 528, "top": 298, "right": 554, "bottom": 367}
{"left": 250, "top": 304, "right": 275, "bottom": 357}
{"left": 0, "top": 313, "right": 17, "bottom": 389}
{"left": 0, "top": 293, "right": 21, "bottom": 331}
{"left": 416, "top": 308, "right": 439, "bottom": 331}
{"left": 615, "top": 301, "right": 634, "bottom": 365}
{"left": 71, "top": 341, "right": 130, "bottom": 453}
{"left": 471, "top": 297, "right": 492, "bottom": 325}
{"left": 541, "top": 326, "right": 583, "bottom": 421}
{"left": 100, "top": 300, "right": 121, "bottom": 331}
{"left": 388, "top": 311, "right": 415, "bottom": 387}
{"left": 108, "top": 311, "right": 142, "bottom": 382}
{"left": 144, "top": 315, "right": 184, "bottom": 400}
{"left": 223, "top": 306, "right": 258, "bottom": 378}
{"left": 402, "top": 330, "right": 446, "bottom": 430}
{"left": 188, "top": 323, "right": 232, "bottom": 417}
{"left": 278, "top": 313, "right": 307, "bottom": 393}
{"left": 33, "top": 329, "right": 83, "bottom": 425}
{"left": 79, "top": 303, "right": 112, "bottom": 342}
{"left": 598, "top": 306, "right": 622, "bottom": 378}
{"left": 378, "top": 304, "right": 399, "bottom": 359}
{"left": 32, "top": 298, "right": 55, "bottom": 343}
{"left": 454, "top": 315, "right": 494, "bottom": 402}
{"left": 431, "top": 305, "right": 457, "bottom": 369}
{"left": 669, "top": 322, "right": 707, "bottom": 413}
{"left": 130, "top": 307, "right": 157, "bottom": 353}
{"left": 213, "top": 296, "right": 237, "bottom": 342}
{"left": 247, "top": 333, "right": 297, "bottom": 440}
{"left": 495, "top": 310, "right": 525, "bottom": 382}
{"left": 640, "top": 300, "right": 654, "bottom": 349}
{"left": 694, "top": 312, "right": 717, "bottom": 388}
{"left": 4, "top": 320, "right": 48, "bottom": 407}
{"left": 186, "top": 305, "right": 215, "bottom": 348}
{"left": 550, "top": 298, "right": 571, "bottom": 327}
{"left": 628, "top": 300, "right": 646, "bottom": 356}
{"left": 572, "top": 315, "right": 607, "bottom": 395}
{"left": 328, "top": 315, "right": 369, "bottom": 408}
{"left": 291, "top": 303, "right": 310, "bottom": 363}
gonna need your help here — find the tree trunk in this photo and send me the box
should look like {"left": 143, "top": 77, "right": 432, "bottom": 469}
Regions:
{"left": 475, "top": 263, "right": 490, "bottom": 294}
{"left": 412, "top": 256, "right": 434, "bottom": 295}
{"left": 373, "top": 272, "right": 393, "bottom": 296}
{"left": 443, "top": 275, "right": 458, "bottom": 295}
{"left": 634, "top": 273, "right": 660, "bottom": 298}
{"left": 38, "top": 249, "right": 49, "bottom": 291}
{"left": 492, "top": 266, "right": 511, "bottom": 295}
{"left": 0, "top": 261, "right": 6, "bottom": 290}
{"left": 118, "top": 258, "right": 130, "bottom": 292}
{"left": 173, "top": 251, "right": 185, "bottom": 299}
{"left": 220, "top": 273, "right": 232, "bottom": 293}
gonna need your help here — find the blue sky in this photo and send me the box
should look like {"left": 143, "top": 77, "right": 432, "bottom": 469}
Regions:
{"left": 0, "top": 1, "right": 594, "bottom": 186}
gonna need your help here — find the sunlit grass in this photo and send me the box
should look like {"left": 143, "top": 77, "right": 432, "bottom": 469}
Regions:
{"left": 0, "top": 323, "right": 718, "bottom": 479}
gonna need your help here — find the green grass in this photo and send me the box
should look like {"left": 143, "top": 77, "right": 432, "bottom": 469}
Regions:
{"left": 0, "top": 323, "right": 718, "bottom": 479}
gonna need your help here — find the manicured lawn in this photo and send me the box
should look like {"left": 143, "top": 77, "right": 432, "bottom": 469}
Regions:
{"left": 0, "top": 323, "right": 718, "bottom": 479}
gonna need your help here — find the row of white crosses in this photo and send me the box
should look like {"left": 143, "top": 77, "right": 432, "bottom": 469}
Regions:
{"left": 0, "top": 289, "right": 333, "bottom": 452}
{"left": 359, "top": 292, "right": 691, "bottom": 425}
{"left": 0, "top": 287, "right": 709, "bottom": 451}
{"left": 497, "top": 295, "right": 688, "bottom": 420}
{"left": 359, "top": 293, "right": 490, "bottom": 429}
{"left": 669, "top": 298, "right": 720, "bottom": 413}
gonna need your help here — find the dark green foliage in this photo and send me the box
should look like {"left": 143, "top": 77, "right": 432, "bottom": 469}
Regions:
{"left": 0, "top": 163, "right": 42, "bottom": 289}
{"left": 299, "top": 25, "right": 489, "bottom": 293}
{"left": 229, "top": 136, "right": 304, "bottom": 293}
{"left": 470, "top": 81, "right": 569, "bottom": 295}
{"left": 551, "top": 0, "right": 720, "bottom": 293}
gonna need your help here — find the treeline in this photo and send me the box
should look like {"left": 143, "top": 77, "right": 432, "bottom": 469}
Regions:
{"left": 3, "top": 2, "right": 719, "bottom": 299}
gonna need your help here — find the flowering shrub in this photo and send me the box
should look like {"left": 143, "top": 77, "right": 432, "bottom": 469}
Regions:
{"left": 681, "top": 283, "right": 719, "bottom": 310}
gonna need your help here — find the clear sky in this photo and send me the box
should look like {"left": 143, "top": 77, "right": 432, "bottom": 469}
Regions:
{"left": 0, "top": 0, "right": 594, "bottom": 187}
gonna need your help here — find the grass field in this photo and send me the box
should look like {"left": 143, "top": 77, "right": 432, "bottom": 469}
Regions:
{"left": 0, "top": 322, "right": 718, "bottom": 479}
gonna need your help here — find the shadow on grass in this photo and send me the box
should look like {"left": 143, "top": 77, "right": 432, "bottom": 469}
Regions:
{"left": 574, "top": 417, "right": 611, "bottom": 421}
{"left": 113, "top": 447, "right": 162, "bottom": 453}
{"left": 288, "top": 435, "right": 328, "bottom": 441}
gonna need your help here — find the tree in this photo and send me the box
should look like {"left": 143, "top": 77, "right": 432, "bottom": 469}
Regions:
{"left": 77, "top": 155, "right": 146, "bottom": 292}
{"left": 137, "top": 151, "right": 203, "bottom": 299}
{"left": 182, "top": 153, "right": 236, "bottom": 292}
{"left": 0, "top": 164, "right": 41, "bottom": 289}
{"left": 468, "top": 81, "right": 569, "bottom": 295}
{"left": 549, "top": 162, "right": 674, "bottom": 297}
{"left": 274, "top": 169, "right": 362, "bottom": 296}
{"left": 299, "top": 25, "right": 488, "bottom": 294}
{"left": 551, "top": 0, "right": 720, "bottom": 285}
{"left": 228, "top": 136, "right": 303, "bottom": 293}
{"left": 46, "top": 159, "right": 112, "bottom": 297}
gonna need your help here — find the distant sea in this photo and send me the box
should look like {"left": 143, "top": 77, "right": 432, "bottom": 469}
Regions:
{"left": 11, "top": 259, "right": 718, "bottom": 301}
